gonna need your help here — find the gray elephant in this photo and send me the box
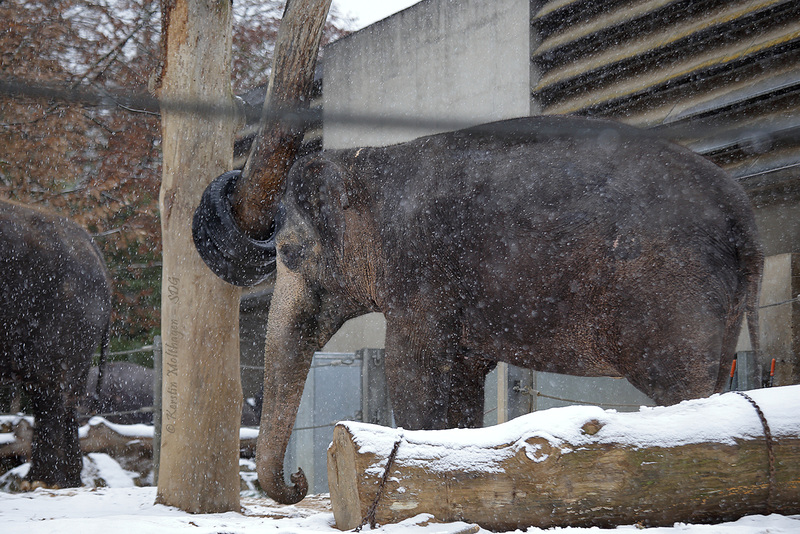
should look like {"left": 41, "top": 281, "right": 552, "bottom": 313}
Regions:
{"left": 79, "top": 361, "right": 262, "bottom": 427}
{"left": 193, "top": 115, "right": 762, "bottom": 504}
{"left": 81, "top": 362, "right": 154, "bottom": 425}
{"left": 0, "top": 200, "right": 111, "bottom": 488}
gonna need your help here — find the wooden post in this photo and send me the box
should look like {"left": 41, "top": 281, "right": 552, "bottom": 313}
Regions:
{"left": 328, "top": 386, "right": 800, "bottom": 531}
{"left": 496, "top": 362, "right": 509, "bottom": 424}
{"left": 155, "top": 0, "right": 242, "bottom": 513}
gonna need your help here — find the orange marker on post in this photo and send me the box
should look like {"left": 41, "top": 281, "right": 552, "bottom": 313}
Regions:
{"left": 769, "top": 358, "right": 776, "bottom": 387}
{"left": 728, "top": 359, "right": 737, "bottom": 391}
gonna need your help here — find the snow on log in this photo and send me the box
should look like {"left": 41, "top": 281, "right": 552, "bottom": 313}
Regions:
{"left": 78, "top": 418, "right": 153, "bottom": 458}
{"left": 0, "top": 417, "right": 153, "bottom": 459}
{"left": 1, "top": 416, "right": 259, "bottom": 460}
{"left": 327, "top": 386, "right": 800, "bottom": 531}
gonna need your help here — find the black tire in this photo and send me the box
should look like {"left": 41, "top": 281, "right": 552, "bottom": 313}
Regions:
{"left": 192, "top": 170, "right": 277, "bottom": 286}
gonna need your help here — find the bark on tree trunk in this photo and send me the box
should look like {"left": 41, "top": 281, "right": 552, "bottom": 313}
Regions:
{"left": 231, "top": 0, "right": 333, "bottom": 238}
{"left": 155, "top": 0, "right": 242, "bottom": 513}
{"left": 328, "top": 386, "right": 800, "bottom": 531}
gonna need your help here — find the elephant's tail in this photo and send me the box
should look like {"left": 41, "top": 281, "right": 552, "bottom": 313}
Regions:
{"left": 729, "top": 207, "right": 764, "bottom": 388}
{"left": 735, "top": 209, "right": 764, "bottom": 358}
{"left": 743, "top": 248, "right": 763, "bottom": 358}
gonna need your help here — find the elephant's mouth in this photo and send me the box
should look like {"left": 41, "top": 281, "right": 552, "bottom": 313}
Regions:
{"left": 192, "top": 170, "right": 280, "bottom": 286}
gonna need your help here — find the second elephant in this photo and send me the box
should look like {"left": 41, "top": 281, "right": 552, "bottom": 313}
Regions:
{"left": 0, "top": 200, "right": 111, "bottom": 488}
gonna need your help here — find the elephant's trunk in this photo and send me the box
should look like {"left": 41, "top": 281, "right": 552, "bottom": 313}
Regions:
{"left": 256, "top": 264, "right": 319, "bottom": 504}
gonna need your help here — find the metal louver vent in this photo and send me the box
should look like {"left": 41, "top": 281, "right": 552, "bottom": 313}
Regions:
{"left": 531, "top": 0, "right": 800, "bottom": 192}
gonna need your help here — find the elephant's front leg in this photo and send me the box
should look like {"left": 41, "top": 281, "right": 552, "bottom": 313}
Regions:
{"left": 384, "top": 319, "right": 458, "bottom": 430}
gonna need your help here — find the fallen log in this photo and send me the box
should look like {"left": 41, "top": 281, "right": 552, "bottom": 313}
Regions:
{"left": 327, "top": 386, "right": 800, "bottom": 531}
{"left": 0, "top": 416, "right": 33, "bottom": 458}
{"left": 0, "top": 416, "right": 152, "bottom": 459}
{"left": 1, "top": 416, "right": 259, "bottom": 460}
{"left": 78, "top": 418, "right": 153, "bottom": 458}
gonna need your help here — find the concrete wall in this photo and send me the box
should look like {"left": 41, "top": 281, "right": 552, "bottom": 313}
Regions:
{"left": 319, "top": 0, "right": 534, "bottom": 354}
{"left": 736, "top": 253, "right": 800, "bottom": 387}
{"left": 323, "top": 0, "right": 533, "bottom": 149}
{"left": 753, "top": 198, "right": 800, "bottom": 257}
{"left": 321, "top": 312, "right": 385, "bottom": 353}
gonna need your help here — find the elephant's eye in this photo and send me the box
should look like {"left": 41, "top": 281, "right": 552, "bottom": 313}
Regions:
{"left": 279, "top": 242, "right": 305, "bottom": 271}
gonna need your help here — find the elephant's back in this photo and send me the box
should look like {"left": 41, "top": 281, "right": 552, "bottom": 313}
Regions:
{"left": 0, "top": 200, "right": 110, "bottom": 295}
{"left": 372, "top": 117, "right": 758, "bottom": 375}
{"left": 377, "top": 116, "right": 748, "bottom": 261}
{"left": 0, "top": 200, "right": 111, "bottom": 366}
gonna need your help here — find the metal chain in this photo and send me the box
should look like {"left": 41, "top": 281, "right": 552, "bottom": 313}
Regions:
{"left": 355, "top": 437, "right": 402, "bottom": 532}
{"left": 735, "top": 391, "right": 776, "bottom": 513}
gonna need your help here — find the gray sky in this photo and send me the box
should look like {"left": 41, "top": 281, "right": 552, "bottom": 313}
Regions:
{"left": 332, "top": 0, "right": 422, "bottom": 29}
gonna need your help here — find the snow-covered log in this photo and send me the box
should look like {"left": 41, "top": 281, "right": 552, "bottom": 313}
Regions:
{"left": 1, "top": 416, "right": 259, "bottom": 460}
{"left": 79, "top": 418, "right": 153, "bottom": 458}
{"left": 1, "top": 417, "right": 152, "bottom": 459}
{"left": 327, "top": 386, "right": 800, "bottom": 531}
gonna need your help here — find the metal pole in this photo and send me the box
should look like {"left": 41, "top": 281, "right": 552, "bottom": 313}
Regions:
{"left": 152, "top": 335, "right": 162, "bottom": 485}
{"left": 360, "top": 349, "right": 391, "bottom": 426}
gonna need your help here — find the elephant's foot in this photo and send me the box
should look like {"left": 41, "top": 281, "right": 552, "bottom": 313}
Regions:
{"left": 19, "top": 479, "right": 61, "bottom": 492}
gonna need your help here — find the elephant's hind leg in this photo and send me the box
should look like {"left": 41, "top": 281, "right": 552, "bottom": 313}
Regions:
{"left": 26, "top": 384, "right": 82, "bottom": 488}
{"left": 447, "top": 351, "right": 496, "bottom": 428}
{"left": 622, "top": 316, "right": 727, "bottom": 406}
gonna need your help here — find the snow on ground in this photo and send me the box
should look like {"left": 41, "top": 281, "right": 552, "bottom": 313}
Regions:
{"left": 1, "top": 486, "right": 798, "bottom": 534}
{"left": 2, "top": 388, "right": 799, "bottom": 533}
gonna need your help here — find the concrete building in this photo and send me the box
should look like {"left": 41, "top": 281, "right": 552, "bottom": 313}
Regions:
{"left": 239, "top": 0, "right": 800, "bottom": 440}
{"left": 314, "top": 0, "right": 800, "bottom": 419}
{"left": 323, "top": 0, "right": 533, "bottom": 148}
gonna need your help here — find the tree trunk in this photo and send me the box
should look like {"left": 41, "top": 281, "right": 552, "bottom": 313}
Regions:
{"left": 155, "top": 0, "right": 242, "bottom": 513}
{"left": 328, "top": 386, "right": 800, "bottom": 531}
{"left": 188, "top": 0, "right": 331, "bottom": 286}
{"left": 231, "top": 0, "right": 333, "bottom": 238}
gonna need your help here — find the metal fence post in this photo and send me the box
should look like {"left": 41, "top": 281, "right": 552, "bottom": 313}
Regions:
{"left": 152, "top": 335, "right": 162, "bottom": 485}
{"left": 359, "top": 348, "right": 391, "bottom": 426}
{"left": 508, "top": 366, "right": 535, "bottom": 419}
{"left": 735, "top": 350, "right": 761, "bottom": 390}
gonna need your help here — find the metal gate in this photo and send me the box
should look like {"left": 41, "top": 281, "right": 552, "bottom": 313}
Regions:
{"left": 283, "top": 349, "right": 390, "bottom": 495}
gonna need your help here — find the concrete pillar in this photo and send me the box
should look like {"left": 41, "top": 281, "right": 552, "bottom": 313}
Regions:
{"left": 757, "top": 253, "right": 800, "bottom": 386}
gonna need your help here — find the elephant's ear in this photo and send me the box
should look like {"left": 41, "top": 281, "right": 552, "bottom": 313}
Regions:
{"left": 292, "top": 157, "right": 358, "bottom": 242}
